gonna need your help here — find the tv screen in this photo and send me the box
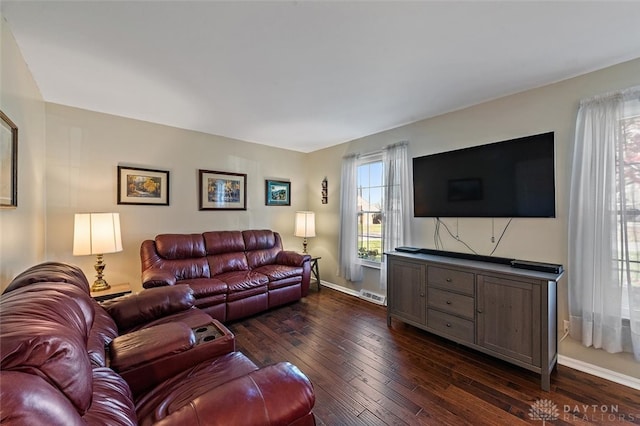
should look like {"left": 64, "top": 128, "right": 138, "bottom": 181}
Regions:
{"left": 413, "top": 132, "right": 556, "bottom": 218}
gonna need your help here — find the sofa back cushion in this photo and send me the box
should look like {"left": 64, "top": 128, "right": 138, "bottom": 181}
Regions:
{"left": 3, "top": 261, "right": 91, "bottom": 295}
{"left": 243, "top": 230, "right": 283, "bottom": 269}
{"left": 156, "top": 234, "right": 207, "bottom": 260}
{"left": 0, "top": 283, "right": 95, "bottom": 414}
{"left": 204, "top": 231, "right": 250, "bottom": 276}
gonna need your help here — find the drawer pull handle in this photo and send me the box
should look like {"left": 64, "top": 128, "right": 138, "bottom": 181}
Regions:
{"left": 420, "top": 293, "right": 425, "bottom": 297}
{"left": 446, "top": 300, "right": 452, "bottom": 305}
{"left": 446, "top": 323, "right": 452, "bottom": 327}
{"left": 477, "top": 309, "right": 483, "bottom": 313}
{"left": 446, "top": 278, "right": 452, "bottom": 282}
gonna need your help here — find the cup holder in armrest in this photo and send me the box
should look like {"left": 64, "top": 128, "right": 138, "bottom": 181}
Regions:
{"left": 193, "top": 323, "right": 224, "bottom": 345}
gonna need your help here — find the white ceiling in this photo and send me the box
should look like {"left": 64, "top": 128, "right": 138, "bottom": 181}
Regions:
{"left": 2, "top": 1, "right": 640, "bottom": 153}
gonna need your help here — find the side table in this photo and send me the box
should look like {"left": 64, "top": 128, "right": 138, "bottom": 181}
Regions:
{"left": 91, "top": 282, "right": 132, "bottom": 302}
{"left": 310, "top": 257, "right": 321, "bottom": 291}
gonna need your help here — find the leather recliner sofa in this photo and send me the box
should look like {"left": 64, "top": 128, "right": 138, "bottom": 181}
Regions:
{"left": 140, "top": 229, "right": 311, "bottom": 322}
{"left": 0, "top": 262, "right": 315, "bottom": 425}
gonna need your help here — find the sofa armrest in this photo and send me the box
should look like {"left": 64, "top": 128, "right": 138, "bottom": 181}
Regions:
{"left": 142, "top": 268, "right": 176, "bottom": 288}
{"left": 120, "top": 320, "right": 236, "bottom": 397}
{"left": 109, "top": 322, "right": 196, "bottom": 372}
{"left": 276, "top": 250, "right": 311, "bottom": 267}
{"left": 154, "top": 362, "right": 315, "bottom": 426}
{"left": 102, "top": 285, "right": 195, "bottom": 332}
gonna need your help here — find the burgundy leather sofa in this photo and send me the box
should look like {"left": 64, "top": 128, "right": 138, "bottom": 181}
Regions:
{"left": 0, "top": 262, "right": 316, "bottom": 425}
{"left": 141, "top": 229, "right": 311, "bottom": 322}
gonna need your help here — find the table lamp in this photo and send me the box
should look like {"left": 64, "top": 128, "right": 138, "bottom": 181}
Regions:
{"left": 73, "top": 212, "right": 123, "bottom": 291}
{"left": 294, "top": 211, "right": 316, "bottom": 254}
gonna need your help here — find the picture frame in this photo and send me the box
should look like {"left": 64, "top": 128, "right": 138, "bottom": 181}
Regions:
{"left": 199, "top": 169, "right": 247, "bottom": 210}
{"left": 0, "top": 110, "right": 18, "bottom": 208}
{"left": 117, "top": 166, "right": 170, "bottom": 205}
{"left": 265, "top": 179, "right": 291, "bottom": 206}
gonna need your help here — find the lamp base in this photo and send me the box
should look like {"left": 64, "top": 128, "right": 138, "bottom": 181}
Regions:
{"left": 91, "top": 278, "right": 111, "bottom": 292}
{"left": 91, "top": 253, "right": 111, "bottom": 292}
{"left": 302, "top": 238, "right": 308, "bottom": 254}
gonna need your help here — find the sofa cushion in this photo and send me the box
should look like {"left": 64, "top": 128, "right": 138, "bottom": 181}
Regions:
{"left": 88, "top": 306, "right": 119, "bottom": 367}
{"left": 219, "top": 270, "right": 269, "bottom": 293}
{"left": 0, "top": 371, "right": 86, "bottom": 425}
{"left": 242, "top": 229, "right": 279, "bottom": 251}
{"left": 3, "top": 261, "right": 90, "bottom": 295}
{"left": 207, "top": 252, "right": 249, "bottom": 276}
{"left": 0, "top": 283, "right": 95, "bottom": 414}
{"left": 203, "top": 230, "right": 246, "bottom": 254}
{"left": 253, "top": 264, "right": 304, "bottom": 282}
{"left": 83, "top": 368, "right": 137, "bottom": 426}
{"left": 183, "top": 277, "right": 228, "bottom": 297}
{"left": 134, "top": 352, "right": 259, "bottom": 425}
{"left": 155, "top": 234, "right": 206, "bottom": 260}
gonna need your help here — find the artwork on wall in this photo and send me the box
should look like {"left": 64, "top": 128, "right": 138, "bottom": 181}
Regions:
{"left": 321, "top": 177, "right": 328, "bottom": 204}
{"left": 117, "top": 166, "right": 170, "bottom": 205}
{"left": 0, "top": 110, "right": 18, "bottom": 208}
{"left": 199, "top": 169, "right": 247, "bottom": 210}
{"left": 265, "top": 179, "right": 291, "bottom": 206}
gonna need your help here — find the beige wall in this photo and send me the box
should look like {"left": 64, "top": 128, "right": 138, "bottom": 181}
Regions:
{"left": 0, "top": 16, "right": 46, "bottom": 285}
{"left": 44, "top": 104, "right": 310, "bottom": 292}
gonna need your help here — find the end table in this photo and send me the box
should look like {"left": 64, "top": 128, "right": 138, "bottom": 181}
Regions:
{"left": 91, "top": 282, "right": 132, "bottom": 302}
{"left": 310, "top": 256, "right": 321, "bottom": 291}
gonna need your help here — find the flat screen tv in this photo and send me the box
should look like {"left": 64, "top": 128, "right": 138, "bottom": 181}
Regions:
{"left": 413, "top": 132, "right": 555, "bottom": 218}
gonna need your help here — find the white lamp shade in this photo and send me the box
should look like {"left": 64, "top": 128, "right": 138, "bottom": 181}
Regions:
{"left": 73, "top": 213, "right": 123, "bottom": 255}
{"left": 294, "top": 211, "right": 316, "bottom": 238}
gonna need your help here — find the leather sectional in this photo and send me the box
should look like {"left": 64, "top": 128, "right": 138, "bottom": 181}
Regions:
{"left": 0, "top": 262, "right": 315, "bottom": 425}
{"left": 140, "top": 229, "right": 311, "bottom": 322}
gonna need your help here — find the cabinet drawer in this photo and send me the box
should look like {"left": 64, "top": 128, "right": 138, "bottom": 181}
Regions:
{"left": 427, "top": 288, "right": 474, "bottom": 319}
{"left": 427, "top": 309, "right": 475, "bottom": 343}
{"left": 428, "top": 266, "right": 474, "bottom": 295}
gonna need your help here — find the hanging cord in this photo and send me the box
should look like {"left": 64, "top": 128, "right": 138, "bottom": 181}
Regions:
{"left": 489, "top": 218, "right": 513, "bottom": 256}
{"left": 437, "top": 218, "right": 478, "bottom": 254}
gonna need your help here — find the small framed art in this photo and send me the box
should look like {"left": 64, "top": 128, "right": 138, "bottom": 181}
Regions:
{"left": 265, "top": 179, "right": 291, "bottom": 206}
{"left": 199, "top": 169, "right": 247, "bottom": 210}
{"left": 117, "top": 166, "right": 169, "bottom": 205}
{"left": 0, "top": 110, "right": 18, "bottom": 208}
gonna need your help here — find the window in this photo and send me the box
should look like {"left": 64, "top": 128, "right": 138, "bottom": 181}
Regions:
{"left": 357, "top": 156, "right": 384, "bottom": 263}
{"left": 617, "top": 101, "right": 640, "bottom": 319}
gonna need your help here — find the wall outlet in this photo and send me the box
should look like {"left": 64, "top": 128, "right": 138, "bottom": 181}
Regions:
{"left": 563, "top": 320, "right": 570, "bottom": 334}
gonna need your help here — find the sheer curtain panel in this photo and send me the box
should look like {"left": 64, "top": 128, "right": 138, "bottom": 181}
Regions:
{"left": 338, "top": 153, "right": 363, "bottom": 282}
{"left": 380, "top": 141, "right": 412, "bottom": 289}
{"left": 568, "top": 86, "right": 640, "bottom": 361}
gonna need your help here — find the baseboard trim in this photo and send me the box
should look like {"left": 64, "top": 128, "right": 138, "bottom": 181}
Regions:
{"left": 558, "top": 355, "right": 640, "bottom": 390}
{"left": 318, "top": 280, "right": 360, "bottom": 298}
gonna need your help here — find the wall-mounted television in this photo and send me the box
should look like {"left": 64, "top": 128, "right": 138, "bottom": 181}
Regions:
{"left": 413, "top": 132, "right": 556, "bottom": 218}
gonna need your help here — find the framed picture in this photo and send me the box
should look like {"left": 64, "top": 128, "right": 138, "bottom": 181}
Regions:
{"left": 117, "top": 166, "right": 169, "bottom": 205}
{"left": 199, "top": 169, "right": 247, "bottom": 210}
{"left": 265, "top": 179, "right": 291, "bottom": 206}
{"left": 0, "top": 110, "right": 18, "bottom": 208}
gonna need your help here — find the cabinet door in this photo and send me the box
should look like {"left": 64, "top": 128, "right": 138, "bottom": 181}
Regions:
{"left": 388, "top": 258, "right": 426, "bottom": 325}
{"left": 477, "top": 275, "right": 541, "bottom": 366}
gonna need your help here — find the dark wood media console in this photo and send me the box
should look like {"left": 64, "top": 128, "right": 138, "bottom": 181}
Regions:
{"left": 386, "top": 251, "right": 564, "bottom": 391}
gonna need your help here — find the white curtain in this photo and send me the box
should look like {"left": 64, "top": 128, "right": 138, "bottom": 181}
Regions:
{"left": 338, "top": 153, "right": 363, "bottom": 282}
{"left": 568, "top": 86, "right": 640, "bottom": 361}
{"left": 380, "top": 141, "right": 412, "bottom": 289}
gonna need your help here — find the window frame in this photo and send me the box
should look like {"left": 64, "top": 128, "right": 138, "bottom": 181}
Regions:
{"left": 356, "top": 153, "right": 385, "bottom": 267}
{"left": 616, "top": 100, "right": 640, "bottom": 319}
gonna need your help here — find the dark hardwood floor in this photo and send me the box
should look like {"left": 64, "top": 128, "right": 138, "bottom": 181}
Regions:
{"left": 228, "top": 286, "right": 640, "bottom": 425}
